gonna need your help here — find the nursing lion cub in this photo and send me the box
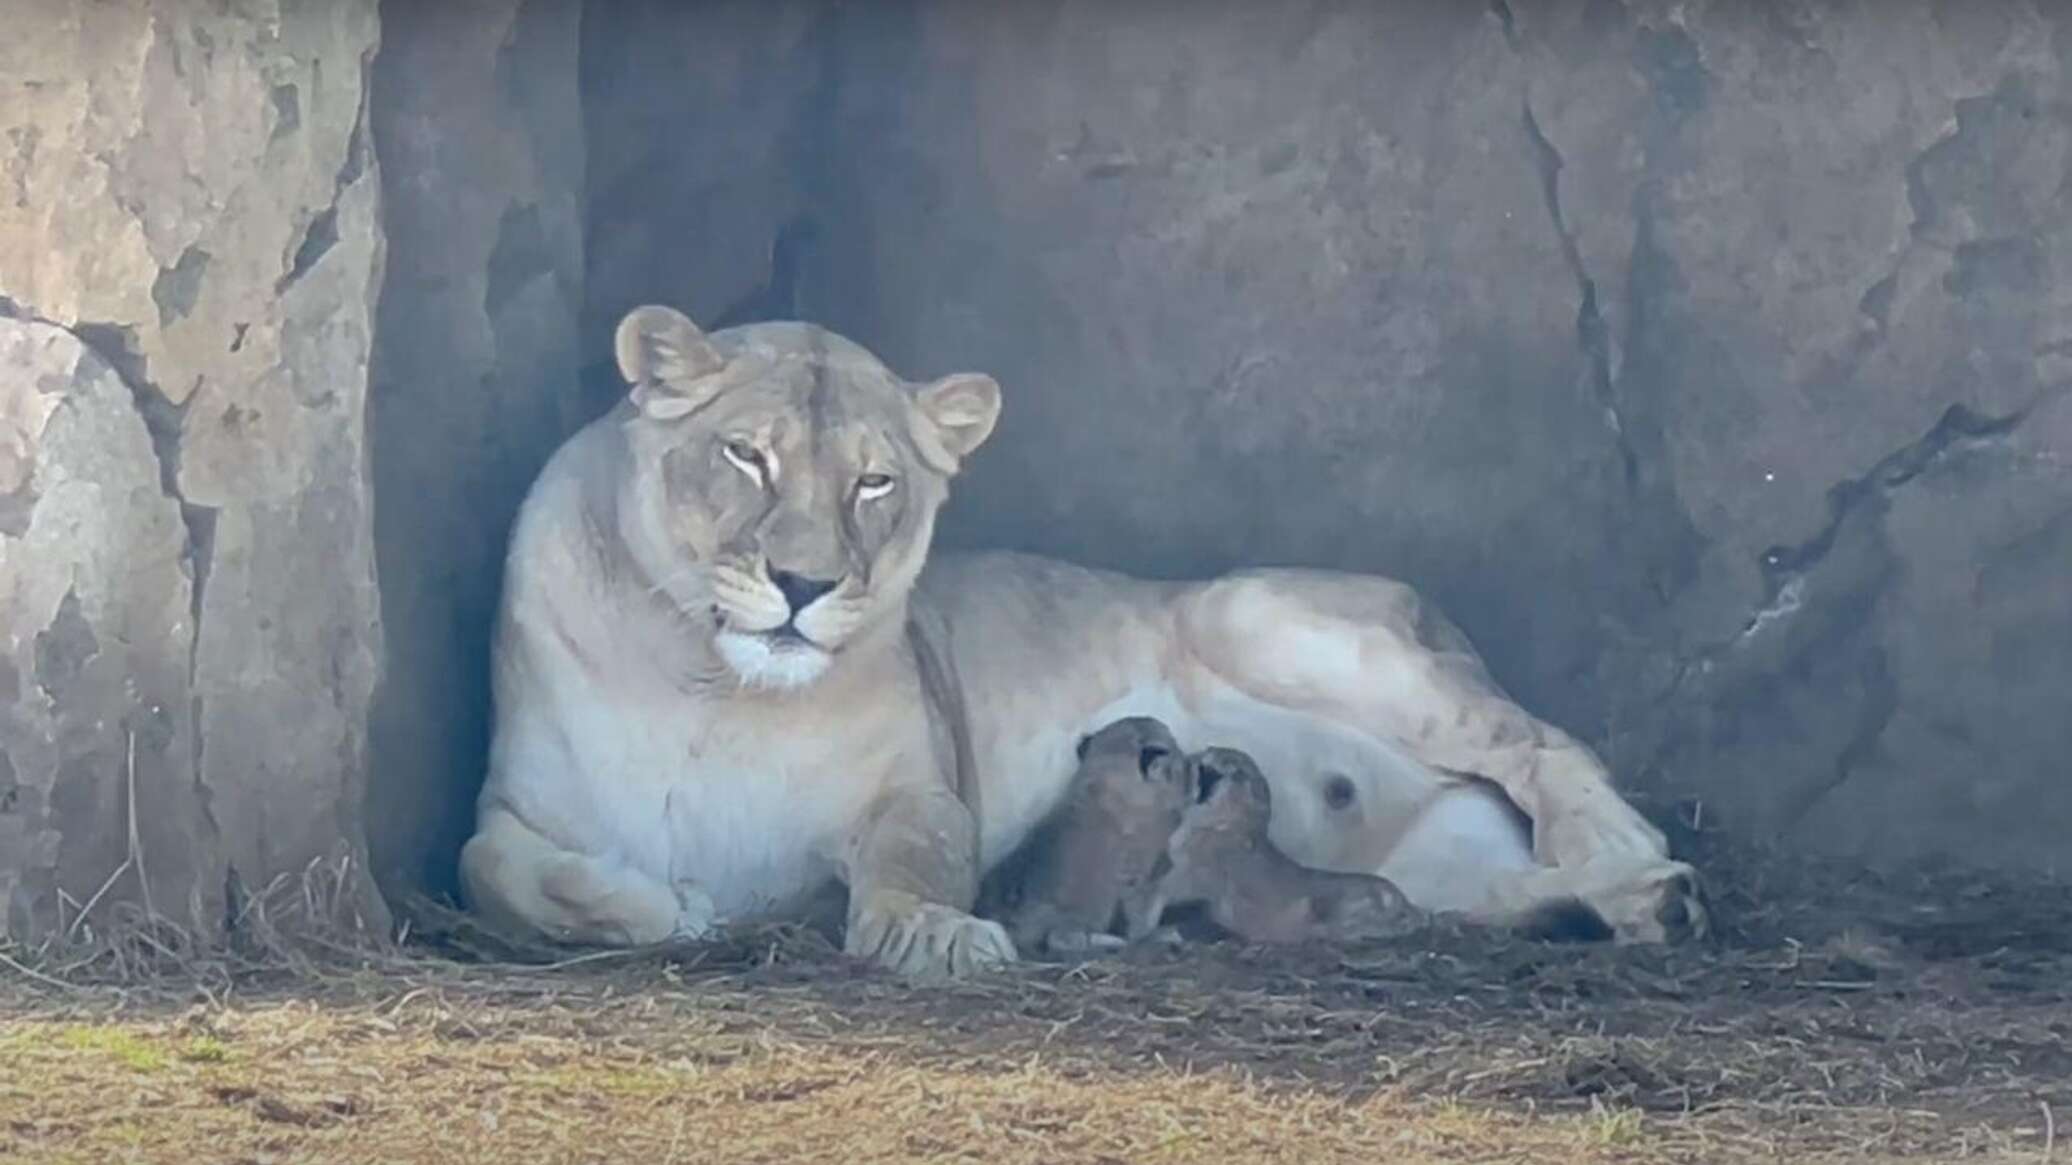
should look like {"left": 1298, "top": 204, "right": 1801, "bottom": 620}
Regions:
{"left": 995, "top": 716, "right": 1195, "bottom": 956}
{"left": 459, "top": 305, "right": 1706, "bottom": 978}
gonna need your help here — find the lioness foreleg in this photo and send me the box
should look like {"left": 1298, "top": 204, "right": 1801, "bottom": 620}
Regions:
{"left": 840, "top": 784, "right": 1017, "bottom": 978}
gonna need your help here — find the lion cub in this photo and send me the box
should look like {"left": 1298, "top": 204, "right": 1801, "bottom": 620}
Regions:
{"left": 1000, "top": 716, "right": 1194, "bottom": 955}
{"left": 1152, "top": 746, "right": 1427, "bottom": 945}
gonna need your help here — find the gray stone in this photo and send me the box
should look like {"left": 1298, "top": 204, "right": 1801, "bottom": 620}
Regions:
{"left": 1815, "top": 392, "right": 2072, "bottom": 872}
{"left": 0, "top": 1, "right": 386, "bottom": 937}
{"left": 580, "top": 0, "right": 834, "bottom": 362}
{"left": 0, "top": 317, "right": 198, "bottom": 936}
{"left": 1511, "top": 0, "right": 2072, "bottom": 862}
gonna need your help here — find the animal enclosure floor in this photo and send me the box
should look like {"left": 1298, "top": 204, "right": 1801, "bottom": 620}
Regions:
{"left": 3, "top": 836, "right": 2070, "bottom": 1164}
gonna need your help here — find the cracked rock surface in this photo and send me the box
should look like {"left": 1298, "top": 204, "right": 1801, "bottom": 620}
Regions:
{"left": 0, "top": 1, "right": 386, "bottom": 936}
{"left": 0, "top": 317, "right": 200, "bottom": 937}
{"left": 588, "top": 0, "right": 2072, "bottom": 874}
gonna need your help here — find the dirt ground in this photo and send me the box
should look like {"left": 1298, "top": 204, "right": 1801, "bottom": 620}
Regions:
{"left": 4, "top": 827, "right": 2071, "bottom": 1164}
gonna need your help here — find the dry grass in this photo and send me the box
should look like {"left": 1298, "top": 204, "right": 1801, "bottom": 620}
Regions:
{"left": 0, "top": 1000, "right": 1780, "bottom": 1164}
{"left": 1, "top": 975, "right": 2041, "bottom": 1165}
{"left": 2, "top": 829, "right": 2070, "bottom": 1163}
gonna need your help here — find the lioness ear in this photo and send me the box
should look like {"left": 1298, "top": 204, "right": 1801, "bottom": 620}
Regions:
{"left": 615, "top": 305, "right": 726, "bottom": 420}
{"left": 912, "top": 372, "right": 1002, "bottom": 471}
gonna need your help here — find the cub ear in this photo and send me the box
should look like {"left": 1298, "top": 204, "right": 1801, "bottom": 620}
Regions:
{"left": 615, "top": 305, "right": 727, "bottom": 420}
{"left": 911, "top": 372, "right": 1002, "bottom": 472}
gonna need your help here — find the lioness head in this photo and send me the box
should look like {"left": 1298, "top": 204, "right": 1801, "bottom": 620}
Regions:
{"left": 613, "top": 304, "right": 1000, "bottom": 689}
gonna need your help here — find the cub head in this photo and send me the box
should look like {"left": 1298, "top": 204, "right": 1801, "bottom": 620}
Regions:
{"left": 613, "top": 304, "right": 1001, "bottom": 690}
{"left": 1185, "top": 747, "right": 1274, "bottom": 835}
{"left": 1072, "top": 717, "right": 1187, "bottom": 804}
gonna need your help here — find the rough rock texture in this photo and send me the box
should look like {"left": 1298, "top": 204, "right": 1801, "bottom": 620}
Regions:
{"left": 583, "top": 0, "right": 2072, "bottom": 876}
{"left": 580, "top": 0, "right": 834, "bottom": 369}
{"left": 0, "top": 317, "right": 201, "bottom": 937}
{"left": 1506, "top": 1, "right": 2072, "bottom": 875}
{"left": 0, "top": 2, "right": 387, "bottom": 937}
{"left": 366, "top": 0, "right": 590, "bottom": 905}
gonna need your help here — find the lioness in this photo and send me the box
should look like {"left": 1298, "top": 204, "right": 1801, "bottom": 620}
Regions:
{"left": 1151, "top": 746, "right": 1427, "bottom": 946}
{"left": 995, "top": 716, "right": 1193, "bottom": 956}
{"left": 459, "top": 304, "right": 1706, "bottom": 978}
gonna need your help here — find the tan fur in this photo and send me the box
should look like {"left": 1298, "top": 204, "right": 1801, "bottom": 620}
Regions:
{"left": 460, "top": 305, "right": 1706, "bottom": 980}
{"left": 1153, "top": 748, "right": 1426, "bottom": 945}
{"left": 999, "top": 717, "right": 1192, "bottom": 955}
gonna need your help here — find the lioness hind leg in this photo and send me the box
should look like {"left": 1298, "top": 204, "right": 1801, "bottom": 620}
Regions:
{"left": 460, "top": 808, "right": 697, "bottom": 948}
{"left": 1174, "top": 570, "right": 1705, "bottom": 944}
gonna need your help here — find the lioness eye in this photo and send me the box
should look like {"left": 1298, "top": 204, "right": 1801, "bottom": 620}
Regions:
{"left": 855, "top": 472, "right": 896, "bottom": 501}
{"left": 720, "top": 438, "right": 766, "bottom": 482}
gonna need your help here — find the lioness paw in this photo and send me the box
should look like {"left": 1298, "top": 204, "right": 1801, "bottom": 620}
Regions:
{"left": 847, "top": 894, "right": 1017, "bottom": 979}
{"left": 1574, "top": 858, "right": 1708, "bottom": 945}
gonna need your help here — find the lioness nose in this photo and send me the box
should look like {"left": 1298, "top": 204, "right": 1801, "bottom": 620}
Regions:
{"left": 770, "top": 569, "right": 838, "bottom": 614}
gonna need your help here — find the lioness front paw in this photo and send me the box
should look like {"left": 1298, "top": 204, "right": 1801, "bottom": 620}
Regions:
{"left": 1572, "top": 858, "right": 1708, "bottom": 945}
{"left": 847, "top": 892, "right": 1017, "bottom": 978}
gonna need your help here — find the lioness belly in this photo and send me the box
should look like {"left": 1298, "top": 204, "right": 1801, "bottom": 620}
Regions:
{"left": 926, "top": 551, "right": 1539, "bottom": 905}
{"left": 1085, "top": 680, "right": 1459, "bottom": 867}
{"left": 969, "top": 671, "right": 1524, "bottom": 870}
{"left": 976, "top": 676, "right": 1531, "bottom": 892}
{"left": 1374, "top": 783, "right": 1536, "bottom": 914}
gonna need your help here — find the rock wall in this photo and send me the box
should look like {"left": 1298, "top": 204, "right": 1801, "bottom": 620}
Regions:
{"left": 580, "top": 0, "right": 835, "bottom": 369}
{"left": 0, "top": 1, "right": 387, "bottom": 936}
{"left": 584, "top": 0, "right": 2072, "bottom": 876}
{"left": 365, "top": 0, "right": 590, "bottom": 906}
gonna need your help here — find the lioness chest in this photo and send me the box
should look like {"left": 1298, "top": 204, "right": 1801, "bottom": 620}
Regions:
{"left": 514, "top": 668, "right": 936, "bottom": 921}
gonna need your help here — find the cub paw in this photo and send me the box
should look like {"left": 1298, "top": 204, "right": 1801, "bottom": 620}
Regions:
{"left": 1041, "top": 929, "right": 1127, "bottom": 956}
{"left": 671, "top": 880, "right": 719, "bottom": 941}
{"left": 847, "top": 892, "right": 1018, "bottom": 978}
